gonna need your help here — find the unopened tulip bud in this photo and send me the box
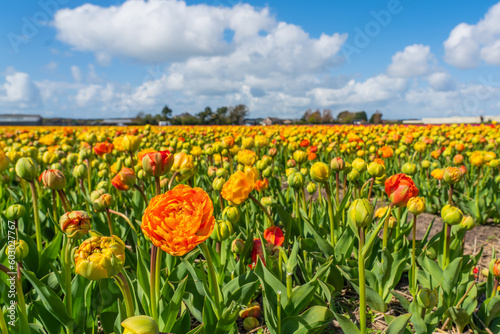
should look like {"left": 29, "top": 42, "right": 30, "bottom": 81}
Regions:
{"left": 121, "top": 316, "right": 159, "bottom": 334}
{"left": 243, "top": 317, "right": 260, "bottom": 331}
{"left": 211, "top": 220, "right": 233, "bottom": 242}
{"left": 93, "top": 193, "right": 113, "bottom": 212}
{"left": 347, "top": 169, "right": 360, "bottom": 182}
{"left": 367, "top": 161, "right": 385, "bottom": 177}
{"left": 260, "top": 197, "right": 274, "bottom": 207}
{"left": 416, "top": 289, "right": 438, "bottom": 310}
{"left": 421, "top": 160, "right": 431, "bottom": 169}
{"left": 268, "top": 148, "right": 277, "bottom": 157}
{"left": 216, "top": 168, "right": 229, "bottom": 178}
{"left": 293, "top": 150, "right": 308, "bottom": 164}
{"left": 330, "top": 157, "right": 345, "bottom": 171}
{"left": 231, "top": 239, "right": 245, "bottom": 254}
{"left": 112, "top": 168, "right": 136, "bottom": 191}
{"left": 96, "top": 180, "right": 110, "bottom": 191}
{"left": 6, "top": 204, "right": 26, "bottom": 220}
{"left": 60, "top": 211, "right": 91, "bottom": 239}
{"left": 441, "top": 204, "right": 463, "bottom": 225}
{"left": 262, "top": 166, "right": 272, "bottom": 178}
{"left": 348, "top": 199, "right": 374, "bottom": 229}
{"left": 310, "top": 162, "right": 331, "bottom": 183}
{"left": 287, "top": 172, "right": 304, "bottom": 189}
{"left": 287, "top": 159, "right": 296, "bottom": 168}
{"left": 122, "top": 135, "right": 141, "bottom": 153}
{"left": 213, "top": 177, "right": 226, "bottom": 192}
{"left": 73, "top": 164, "right": 87, "bottom": 180}
{"left": 306, "top": 182, "right": 317, "bottom": 194}
{"left": 223, "top": 206, "right": 240, "bottom": 224}
{"left": 402, "top": 162, "right": 417, "bottom": 175}
{"left": 208, "top": 166, "right": 217, "bottom": 178}
{"left": 388, "top": 216, "right": 397, "bottom": 229}
{"left": 142, "top": 150, "right": 174, "bottom": 177}
{"left": 443, "top": 167, "right": 462, "bottom": 184}
{"left": 15, "top": 157, "right": 38, "bottom": 181}
{"left": 460, "top": 216, "right": 475, "bottom": 230}
{"left": 407, "top": 197, "right": 425, "bottom": 216}
{"left": 352, "top": 158, "right": 366, "bottom": 173}
{"left": 490, "top": 259, "right": 500, "bottom": 278}
{"left": 40, "top": 169, "right": 66, "bottom": 190}
{"left": 490, "top": 159, "right": 500, "bottom": 168}
{"left": 5, "top": 239, "right": 29, "bottom": 262}
{"left": 90, "top": 188, "right": 107, "bottom": 201}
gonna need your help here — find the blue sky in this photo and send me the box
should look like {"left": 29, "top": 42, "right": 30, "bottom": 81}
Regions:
{"left": 1, "top": 0, "right": 500, "bottom": 120}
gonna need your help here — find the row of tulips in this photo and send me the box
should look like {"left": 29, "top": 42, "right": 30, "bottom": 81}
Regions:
{"left": 1, "top": 124, "right": 500, "bottom": 334}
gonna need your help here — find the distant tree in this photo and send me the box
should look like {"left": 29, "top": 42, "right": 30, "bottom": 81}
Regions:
{"left": 302, "top": 109, "right": 313, "bottom": 122}
{"left": 355, "top": 111, "right": 367, "bottom": 122}
{"left": 322, "top": 109, "right": 333, "bottom": 124}
{"left": 197, "top": 106, "right": 213, "bottom": 124}
{"left": 161, "top": 105, "right": 173, "bottom": 120}
{"left": 369, "top": 110, "right": 383, "bottom": 124}
{"left": 228, "top": 104, "right": 248, "bottom": 125}
{"left": 214, "top": 107, "right": 229, "bottom": 125}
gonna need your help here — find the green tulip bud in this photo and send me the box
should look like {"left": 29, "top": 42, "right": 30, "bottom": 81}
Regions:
{"left": 441, "top": 204, "right": 463, "bottom": 225}
{"left": 15, "top": 157, "right": 38, "bottom": 181}
{"left": 416, "top": 288, "right": 438, "bottom": 310}
{"left": 210, "top": 220, "right": 233, "bottom": 242}
{"left": 287, "top": 172, "right": 304, "bottom": 189}
{"left": 460, "top": 216, "right": 475, "bottom": 230}
{"left": 72, "top": 164, "right": 87, "bottom": 180}
{"left": 121, "top": 315, "right": 159, "bottom": 334}
{"left": 223, "top": 206, "right": 240, "bottom": 224}
{"left": 310, "top": 162, "right": 331, "bottom": 183}
{"left": 216, "top": 168, "right": 229, "bottom": 178}
{"left": 348, "top": 198, "right": 374, "bottom": 229}
{"left": 5, "top": 239, "right": 29, "bottom": 262}
{"left": 401, "top": 162, "right": 417, "bottom": 175}
{"left": 231, "top": 239, "right": 245, "bottom": 254}
{"left": 306, "top": 182, "right": 317, "bottom": 194}
{"left": 6, "top": 204, "right": 26, "bottom": 220}
{"left": 213, "top": 177, "right": 226, "bottom": 192}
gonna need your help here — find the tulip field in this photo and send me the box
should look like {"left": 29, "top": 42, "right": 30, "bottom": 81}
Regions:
{"left": 2, "top": 124, "right": 500, "bottom": 334}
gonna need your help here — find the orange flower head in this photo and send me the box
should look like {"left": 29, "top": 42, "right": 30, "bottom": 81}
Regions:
{"left": 378, "top": 146, "right": 393, "bottom": 158}
{"left": 254, "top": 178, "right": 269, "bottom": 192}
{"left": 221, "top": 171, "right": 255, "bottom": 205}
{"left": 111, "top": 167, "right": 136, "bottom": 191}
{"left": 141, "top": 184, "right": 215, "bottom": 256}
{"left": 384, "top": 173, "right": 419, "bottom": 207}
{"left": 431, "top": 168, "right": 444, "bottom": 180}
{"left": 237, "top": 149, "right": 257, "bottom": 166}
{"left": 222, "top": 136, "right": 235, "bottom": 149}
{"left": 94, "top": 142, "right": 114, "bottom": 156}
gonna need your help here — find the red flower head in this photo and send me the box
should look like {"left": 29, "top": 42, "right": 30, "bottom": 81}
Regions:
{"left": 264, "top": 226, "right": 284, "bottom": 247}
{"left": 300, "top": 139, "right": 310, "bottom": 147}
{"left": 93, "top": 142, "right": 114, "bottom": 156}
{"left": 251, "top": 238, "right": 265, "bottom": 267}
{"left": 385, "top": 173, "right": 419, "bottom": 207}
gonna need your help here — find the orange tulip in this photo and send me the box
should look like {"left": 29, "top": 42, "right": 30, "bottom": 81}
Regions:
{"left": 141, "top": 184, "right": 215, "bottom": 256}
{"left": 94, "top": 142, "right": 114, "bottom": 156}
{"left": 385, "top": 173, "right": 419, "bottom": 207}
{"left": 111, "top": 167, "right": 136, "bottom": 191}
{"left": 263, "top": 226, "right": 284, "bottom": 247}
{"left": 431, "top": 168, "right": 444, "bottom": 180}
{"left": 254, "top": 178, "right": 269, "bottom": 192}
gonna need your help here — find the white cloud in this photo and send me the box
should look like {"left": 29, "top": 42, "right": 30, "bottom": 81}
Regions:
{"left": 387, "top": 44, "right": 435, "bottom": 77}
{"left": 444, "top": 2, "right": 500, "bottom": 68}
{"left": 308, "top": 75, "right": 407, "bottom": 107}
{"left": 44, "top": 61, "right": 58, "bottom": 72}
{"left": 71, "top": 65, "right": 81, "bottom": 82}
{"left": 426, "top": 72, "right": 455, "bottom": 91}
{"left": 0, "top": 72, "right": 41, "bottom": 108}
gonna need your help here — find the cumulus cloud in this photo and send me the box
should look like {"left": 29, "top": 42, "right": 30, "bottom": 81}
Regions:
{"left": 71, "top": 66, "right": 82, "bottom": 82}
{"left": 308, "top": 75, "right": 407, "bottom": 107}
{"left": 0, "top": 72, "right": 41, "bottom": 108}
{"left": 426, "top": 72, "right": 455, "bottom": 91}
{"left": 444, "top": 2, "right": 500, "bottom": 68}
{"left": 387, "top": 44, "right": 435, "bottom": 77}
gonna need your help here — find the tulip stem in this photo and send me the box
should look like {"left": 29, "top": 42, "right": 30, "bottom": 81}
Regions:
{"left": 114, "top": 272, "right": 134, "bottom": 318}
{"left": 63, "top": 238, "right": 73, "bottom": 333}
{"left": 105, "top": 209, "right": 114, "bottom": 236}
{"left": 154, "top": 176, "right": 161, "bottom": 196}
{"left": 28, "top": 181, "right": 42, "bottom": 254}
{"left": 168, "top": 171, "right": 179, "bottom": 190}
{"left": 443, "top": 223, "right": 450, "bottom": 269}
{"left": 58, "top": 189, "right": 72, "bottom": 212}
{"left": 277, "top": 291, "right": 282, "bottom": 334}
{"left": 150, "top": 245, "right": 159, "bottom": 322}
{"left": 410, "top": 215, "right": 418, "bottom": 297}
{"left": 367, "top": 177, "right": 375, "bottom": 203}
{"left": 492, "top": 279, "right": 499, "bottom": 299}
{"left": 86, "top": 151, "right": 92, "bottom": 195}
{"left": 336, "top": 172, "right": 340, "bottom": 206}
{"left": 358, "top": 227, "right": 366, "bottom": 334}
{"left": 199, "top": 242, "right": 222, "bottom": 319}
{"left": 249, "top": 193, "right": 274, "bottom": 226}
{"left": 324, "top": 183, "right": 337, "bottom": 247}
{"left": 52, "top": 190, "right": 58, "bottom": 229}
{"left": 134, "top": 184, "right": 148, "bottom": 204}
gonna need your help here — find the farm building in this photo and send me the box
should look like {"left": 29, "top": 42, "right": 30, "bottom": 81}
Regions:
{"left": 0, "top": 114, "right": 42, "bottom": 125}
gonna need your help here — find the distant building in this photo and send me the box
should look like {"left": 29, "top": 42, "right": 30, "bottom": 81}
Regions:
{"left": 100, "top": 118, "right": 134, "bottom": 126}
{"left": 402, "top": 115, "right": 500, "bottom": 124}
{"left": 261, "top": 117, "right": 294, "bottom": 126}
{"left": 158, "top": 121, "right": 171, "bottom": 126}
{"left": 0, "top": 114, "right": 42, "bottom": 125}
